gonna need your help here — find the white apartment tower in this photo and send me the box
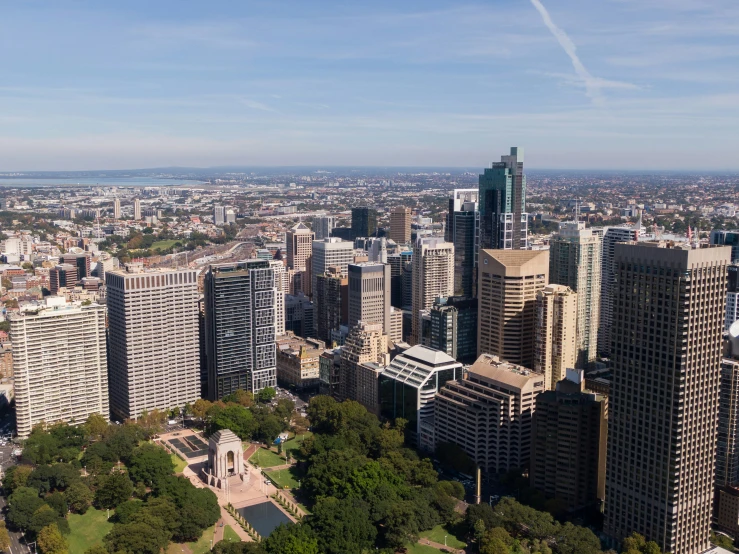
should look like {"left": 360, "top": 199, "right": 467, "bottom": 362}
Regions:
{"left": 411, "top": 237, "right": 454, "bottom": 345}
{"left": 214, "top": 205, "right": 226, "bottom": 226}
{"left": 269, "top": 260, "right": 287, "bottom": 335}
{"left": 549, "top": 221, "right": 602, "bottom": 367}
{"left": 11, "top": 298, "right": 108, "bottom": 438}
{"left": 106, "top": 265, "right": 201, "bottom": 420}
{"left": 133, "top": 198, "right": 141, "bottom": 220}
{"left": 113, "top": 198, "right": 121, "bottom": 219}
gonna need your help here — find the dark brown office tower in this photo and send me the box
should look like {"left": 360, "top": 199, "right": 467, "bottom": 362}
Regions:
{"left": 49, "top": 264, "right": 78, "bottom": 294}
{"left": 61, "top": 253, "right": 91, "bottom": 281}
{"left": 530, "top": 370, "right": 607, "bottom": 513}
{"left": 315, "top": 267, "right": 348, "bottom": 345}
{"left": 604, "top": 242, "right": 731, "bottom": 554}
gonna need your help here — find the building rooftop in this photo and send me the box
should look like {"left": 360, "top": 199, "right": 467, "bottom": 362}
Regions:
{"left": 401, "top": 345, "right": 457, "bottom": 367}
{"left": 468, "top": 354, "right": 539, "bottom": 390}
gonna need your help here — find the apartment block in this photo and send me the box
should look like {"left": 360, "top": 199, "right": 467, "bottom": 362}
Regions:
{"left": 534, "top": 284, "right": 577, "bottom": 390}
{"left": 340, "top": 321, "right": 388, "bottom": 405}
{"left": 315, "top": 266, "right": 348, "bottom": 344}
{"left": 411, "top": 237, "right": 454, "bottom": 345}
{"left": 311, "top": 238, "right": 354, "bottom": 296}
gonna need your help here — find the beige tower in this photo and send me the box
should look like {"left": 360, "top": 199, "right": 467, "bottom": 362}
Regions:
{"left": 411, "top": 237, "right": 454, "bottom": 345}
{"left": 477, "top": 249, "right": 549, "bottom": 369}
{"left": 535, "top": 284, "right": 577, "bottom": 390}
{"left": 133, "top": 198, "right": 141, "bottom": 220}
{"left": 390, "top": 207, "right": 412, "bottom": 245}
{"left": 113, "top": 198, "right": 121, "bottom": 219}
{"left": 348, "top": 262, "right": 391, "bottom": 336}
{"left": 340, "top": 321, "right": 388, "bottom": 412}
{"left": 549, "top": 221, "right": 602, "bottom": 367}
{"left": 286, "top": 222, "right": 314, "bottom": 271}
{"left": 604, "top": 242, "right": 731, "bottom": 554}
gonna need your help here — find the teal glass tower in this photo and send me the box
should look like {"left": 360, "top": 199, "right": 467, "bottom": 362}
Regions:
{"left": 478, "top": 147, "right": 528, "bottom": 250}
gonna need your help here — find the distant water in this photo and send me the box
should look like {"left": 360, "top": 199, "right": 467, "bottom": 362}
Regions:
{"left": 0, "top": 177, "right": 207, "bottom": 188}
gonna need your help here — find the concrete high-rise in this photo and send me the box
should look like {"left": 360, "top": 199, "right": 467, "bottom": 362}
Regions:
{"left": 61, "top": 252, "right": 91, "bottom": 281}
{"left": 478, "top": 147, "right": 527, "bottom": 250}
{"left": 340, "top": 321, "right": 388, "bottom": 411}
{"left": 213, "top": 205, "right": 226, "bottom": 226}
{"left": 113, "top": 198, "right": 121, "bottom": 219}
{"left": 107, "top": 264, "right": 201, "bottom": 420}
{"left": 313, "top": 216, "right": 335, "bottom": 240}
{"left": 535, "top": 284, "right": 577, "bottom": 391}
{"left": 11, "top": 298, "right": 108, "bottom": 438}
{"left": 390, "top": 207, "right": 412, "bottom": 245}
{"left": 50, "top": 264, "right": 77, "bottom": 294}
{"left": 286, "top": 222, "right": 314, "bottom": 270}
{"left": 477, "top": 249, "right": 549, "bottom": 368}
{"left": 411, "top": 237, "right": 454, "bottom": 345}
{"left": 348, "top": 262, "right": 391, "bottom": 336}
{"left": 598, "top": 225, "right": 641, "bottom": 357}
{"left": 549, "top": 221, "right": 602, "bottom": 367}
{"left": 530, "top": 369, "right": 607, "bottom": 513}
{"left": 726, "top": 264, "right": 738, "bottom": 331}
{"left": 315, "top": 267, "right": 348, "bottom": 345}
{"left": 429, "top": 296, "right": 478, "bottom": 364}
{"left": 204, "top": 261, "right": 277, "bottom": 400}
{"left": 311, "top": 238, "right": 354, "bottom": 296}
{"left": 711, "top": 229, "right": 739, "bottom": 263}
{"left": 604, "top": 242, "right": 731, "bottom": 554}
{"left": 269, "top": 260, "right": 286, "bottom": 335}
{"left": 351, "top": 207, "right": 377, "bottom": 239}
{"left": 133, "top": 198, "right": 141, "bottom": 220}
{"left": 445, "top": 189, "right": 480, "bottom": 297}
{"left": 434, "top": 353, "right": 544, "bottom": 473}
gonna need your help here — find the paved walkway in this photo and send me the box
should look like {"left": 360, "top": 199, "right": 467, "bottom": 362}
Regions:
{"left": 417, "top": 537, "right": 466, "bottom": 553}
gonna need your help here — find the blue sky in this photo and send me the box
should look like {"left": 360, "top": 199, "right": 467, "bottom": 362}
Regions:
{"left": 1, "top": 0, "right": 738, "bottom": 170}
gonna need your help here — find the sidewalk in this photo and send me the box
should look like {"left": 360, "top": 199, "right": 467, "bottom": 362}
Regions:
{"left": 417, "top": 537, "right": 466, "bottom": 553}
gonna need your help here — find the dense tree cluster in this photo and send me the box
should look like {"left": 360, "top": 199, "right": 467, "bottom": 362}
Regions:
{"left": 2, "top": 415, "right": 219, "bottom": 554}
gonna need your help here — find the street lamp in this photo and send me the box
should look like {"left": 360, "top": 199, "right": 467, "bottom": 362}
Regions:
{"left": 444, "top": 535, "right": 448, "bottom": 547}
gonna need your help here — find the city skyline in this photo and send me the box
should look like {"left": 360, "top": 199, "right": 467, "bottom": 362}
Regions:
{"left": 2, "top": 1, "right": 739, "bottom": 171}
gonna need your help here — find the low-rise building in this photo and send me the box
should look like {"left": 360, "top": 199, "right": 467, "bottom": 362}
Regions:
{"left": 276, "top": 332, "right": 326, "bottom": 390}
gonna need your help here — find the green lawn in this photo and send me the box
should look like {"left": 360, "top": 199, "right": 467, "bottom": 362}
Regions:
{"left": 171, "top": 453, "right": 188, "bottom": 473}
{"left": 68, "top": 508, "right": 114, "bottom": 552}
{"left": 266, "top": 466, "right": 301, "bottom": 489}
{"left": 166, "top": 525, "right": 216, "bottom": 554}
{"left": 419, "top": 525, "right": 467, "bottom": 548}
{"left": 284, "top": 432, "right": 313, "bottom": 458}
{"left": 406, "top": 543, "right": 447, "bottom": 554}
{"left": 251, "top": 447, "right": 286, "bottom": 468}
{"left": 223, "top": 525, "right": 241, "bottom": 543}
{"left": 152, "top": 239, "right": 180, "bottom": 250}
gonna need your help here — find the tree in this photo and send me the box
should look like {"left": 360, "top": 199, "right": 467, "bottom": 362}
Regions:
{"left": 308, "top": 497, "right": 377, "bottom": 554}
{"left": 85, "top": 413, "right": 108, "bottom": 441}
{"left": 552, "top": 522, "right": 601, "bottom": 554}
{"left": 95, "top": 472, "right": 134, "bottom": 509}
{"left": 214, "top": 542, "right": 266, "bottom": 554}
{"left": 262, "top": 523, "right": 320, "bottom": 554}
{"left": 64, "top": 482, "right": 94, "bottom": 514}
{"left": 207, "top": 404, "right": 257, "bottom": 440}
{"left": 27, "top": 464, "right": 80, "bottom": 495}
{"left": 104, "top": 521, "right": 170, "bottom": 554}
{"left": 29, "top": 505, "right": 62, "bottom": 535}
{"left": 127, "top": 444, "right": 174, "bottom": 487}
{"left": 382, "top": 500, "right": 421, "bottom": 549}
{"left": 83, "top": 547, "right": 109, "bottom": 554}
{"left": 192, "top": 398, "right": 213, "bottom": 420}
{"left": 7, "top": 487, "right": 46, "bottom": 531}
{"left": 258, "top": 387, "right": 276, "bottom": 403}
{"left": 2, "top": 465, "right": 33, "bottom": 495}
{"left": 0, "top": 521, "right": 11, "bottom": 553}
{"left": 114, "top": 500, "right": 144, "bottom": 523}
{"left": 37, "top": 523, "right": 68, "bottom": 554}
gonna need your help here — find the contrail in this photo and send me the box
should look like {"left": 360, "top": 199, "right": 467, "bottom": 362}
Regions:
{"left": 529, "top": 0, "right": 602, "bottom": 103}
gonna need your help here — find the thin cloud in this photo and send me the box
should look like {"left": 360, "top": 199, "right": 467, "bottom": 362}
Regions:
{"left": 529, "top": 0, "right": 624, "bottom": 103}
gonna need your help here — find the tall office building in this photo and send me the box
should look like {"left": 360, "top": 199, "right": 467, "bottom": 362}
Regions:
{"left": 351, "top": 207, "right": 377, "bottom": 239}
{"left": 478, "top": 147, "right": 527, "bottom": 250}
{"left": 340, "top": 321, "right": 388, "bottom": 409}
{"left": 286, "top": 222, "right": 314, "bottom": 270}
{"left": 285, "top": 292, "right": 314, "bottom": 339}
{"left": 213, "top": 205, "right": 226, "bottom": 226}
{"left": 133, "top": 198, "right": 141, "bottom": 220}
{"left": 445, "top": 189, "right": 480, "bottom": 298}
{"left": 11, "top": 298, "right": 108, "bottom": 438}
{"left": 429, "top": 296, "right": 478, "bottom": 364}
{"left": 477, "top": 249, "right": 549, "bottom": 368}
{"left": 204, "top": 261, "right": 277, "bottom": 400}
{"left": 434, "top": 353, "right": 544, "bottom": 473}
{"left": 598, "top": 225, "right": 641, "bottom": 357}
{"left": 113, "top": 198, "right": 121, "bottom": 219}
{"left": 411, "top": 237, "right": 454, "bottom": 345}
{"left": 711, "top": 229, "right": 739, "bottom": 263}
{"left": 269, "top": 260, "right": 286, "bottom": 335}
{"left": 61, "top": 253, "right": 91, "bottom": 281}
{"left": 388, "top": 251, "right": 413, "bottom": 309}
{"left": 49, "top": 264, "right": 78, "bottom": 294}
{"left": 726, "top": 264, "right": 738, "bottom": 331}
{"left": 315, "top": 267, "right": 348, "bottom": 345}
{"left": 348, "top": 262, "right": 391, "bottom": 336}
{"left": 390, "top": 207, "right": 412, "bottom": 245}
{"left": 534, "top": 284, "right": 577, "bottom": 391}
{"left": 313, "top": 216, "right": 335, "bottom": 240}
{"left": 604, "top": 242, "right": 731, "bottom": 554}
{"left": 716, "top": 325, "right": 739, "bottom": 535}
{"left": 549, "top": 221, "right": 602, "bottom": 367}
{"left": 311, "top": 238, "right": 354, "bottom": 295}
{"left": 530, "top": 369, "right": 607, "bottom": 513}
{"left": 107, "top": 265, "right": 201, "bottom": 419}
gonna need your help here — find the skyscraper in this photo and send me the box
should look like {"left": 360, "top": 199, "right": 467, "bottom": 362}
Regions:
{"left": 598, "top": 225, "right": 641, "bottom": 357}
{"left": 477, "top": 249, "right": 549, "bottom": 369}
{"left": 351, "top": 207, "right": 377, "bottom": 239}
{"left": 269, "top": 260, "right": 286, "bottom": 335}
{"left": 133, "top": 198, "right": 141, "bottom": 220}
{"left": 711, "top": 229, "right": 739, "bottom": 263}
{"left": 411, "top": 237, "right": 454, "bottom": 345}
{"left": 315, "top": 267, "right": 348, "bottom": 345}
{"left": 478, "top": 147, "right": 527, "bottom": 250}
{"left": 604, "top": 242, "right": 731, "bottom": 554}
{"left": 204, "top": 261, "right": 277, "bottom": 400}
{"left": 429, "top": 296, "right": 478, "bottom": 364}
{"left": 348, "top": 262, "right": 391, "bottom": 336}
{"left": 113, "top": 198, "right": 121, "bottom": 219}
{"left": 313, "top": 216, "right": 335, "bottom": 240}
{"left": 390, "top": 207, "right": 412, "bottom": 245}
{"left": 61, "top": 252, "right": 91, "bottom": 281}
{"left": 11, "top": 298, "right": 108, "bottom": 438}
{"left": 107, "top": 265, "right": 201, "bottom": 420}
{"left": 549, "top": 221, "right": 602, "bottom": 367}
{"left": 445, "top": 189, "right": 480, "bottom": 297}
{"left": 340, "top": 321, "right": 388, "bottom": 409}
{"left": 49, "top": 264, "right": 77, "bottom": 294}
{"left": 726, "top": 264, "right": 738, "bottom": 331}
{"left": 286, "top": 222, "right": 314, "bottom": 270}
{"left": 311, "top": 238, "right": 354, "bottom": 295}
{"left": 213, "top": 205, "right": 226, "bottom": 226}
{"left": 535, "top": 284, "right": 577, "bottom": 391}
{"left": 530, "top": 369, "right": 607, "bottom": 513}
